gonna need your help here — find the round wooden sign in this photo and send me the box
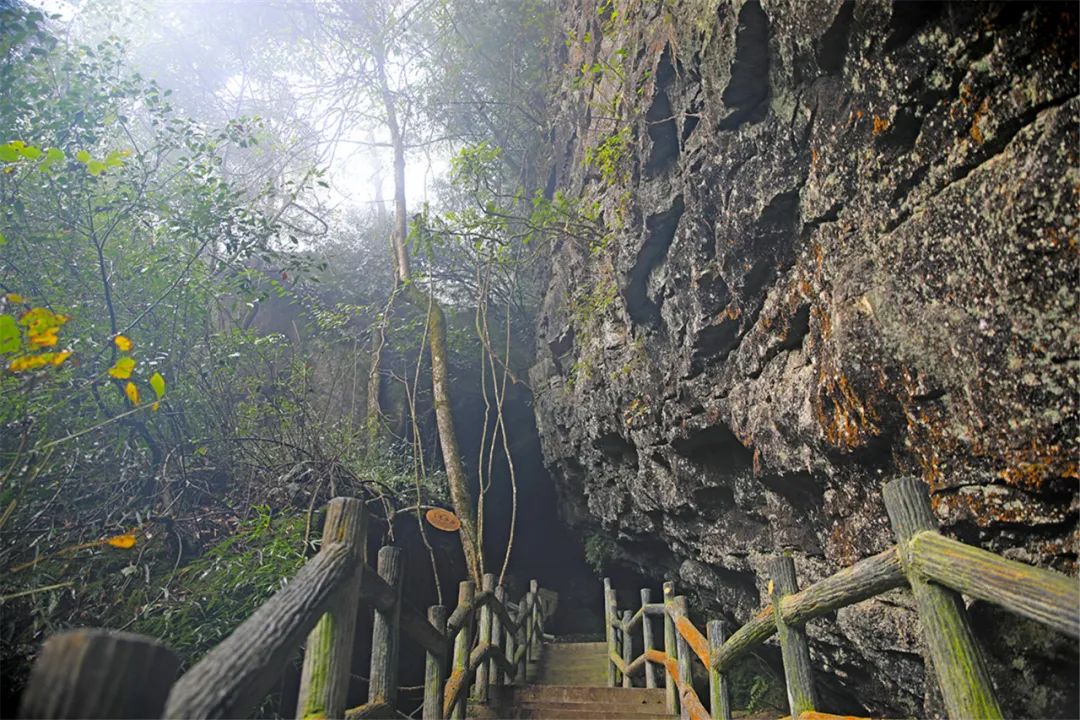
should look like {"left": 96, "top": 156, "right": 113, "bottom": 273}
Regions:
{"left": 425, "top": 507, "right": 461, "bottom": 532}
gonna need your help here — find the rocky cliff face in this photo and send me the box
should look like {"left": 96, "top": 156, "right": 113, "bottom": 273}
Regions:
{"left": 528, "top": 1, "right": 1078, "bottom": 716}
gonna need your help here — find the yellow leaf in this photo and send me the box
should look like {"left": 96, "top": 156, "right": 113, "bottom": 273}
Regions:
{"left": 19, "top": 307, "right": 68, "bottom": 348}
{"left": 108, "top": 356, "right": 135, "bottom": 379}
{"left": 5, "top": 293, "right": 24, "bottom": 304}
{"left": 51, "top": 350, "right": 72, "bottom": 366}
{"left": 124, "top": 381, "right": 140, "bottom": 405}
{"left": 151, "top": 401, "right": 160, "bottom": 412}
{"left": 28, "top": 327, "right": 58, "bottom": 347}
{"left": 113, "top": 335, "right": 132, "bottom": 351}
{"left": 8, "top": 354, "right": 50, "bottom": 372}
{"left": 766, "top": 579, "right": 774, "bottom": 596}
{"left": 105, "top": 533, "right": 136, "bottom": 549}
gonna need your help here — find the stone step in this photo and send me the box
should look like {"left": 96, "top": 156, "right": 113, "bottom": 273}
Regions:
{"left": 507, "top": 685, "right": 667, "bottom": 706}
{"left": 517, "top": 700, "right": 670, "bottom": 716}
{"left": 516, "top": 709, "right": 671, "bottom": 719}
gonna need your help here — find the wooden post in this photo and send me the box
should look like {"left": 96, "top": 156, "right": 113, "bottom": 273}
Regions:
{"left": 605, "top": 585, "right": 623, "bottom": 686}
{"left": 491, "top": 584, "right": 506, "bottom": 686}
{"left": 663, "top": 581, "right": 678, "bottom": 715}
{"left": 369, "top": 546, "right": 404, "bottom": 708}
{"left": 707, "top": 620, "right": 732, "bottom": 720}
{"left": 450, "top": 580, "right": 475, "bottom": 720}
{"left": 516, "top": 593, "right": 528, "bottom": 683}
{"left": 884, "top": 477, "right": 1003, "bottom": 720}
{"left": 505, "top": 596, "right": 518, "bottom": 685}
{"left": 529, "top": 579, "right": 541, "bottom": 661}
{"left": 621, "top": 609, "right": 634, "bottom": 688}
{"left": 770, "top": 554, "right": 818, "bottom": 717}
{"left": 603, "top": 579, "right": 617, "bottom": 687}
{"left": 20, "top": 629, "right": 179, "bottom": 719}
{"left": 640, "top": 588, "right": 657, "bottom": 689}
{"left": 673, "top": 596, "right": 693, "bottom": 710}
{"left": 296, "top": 497, "right": 368, "bottom": 720}
{"left": 475, "top": 573, "right": 495, "bottom": 702}
{"left": 423, "top": 605, "right": 447, "bottom": 720}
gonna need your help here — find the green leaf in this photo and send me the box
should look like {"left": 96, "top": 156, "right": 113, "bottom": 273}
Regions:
{"left": 0, "top": 315, "right": 19, "bottom": 354}
{"left": 0, "top": 231, "right": 6, "bottom": 246}
{"left": 39, "top": 147, "right": 64, "bottom": 171}
{"left": 75, "top": 149, "right": 91, "bottom": 163}
{"left": 149, "top": 371, "right": 165, "bottom": 399}
{"left": 0, "top": 145, "right": 18, "bottom": 162}
{"left": 105, "top": 149, "right": 127, "bottom": 167}
{"left": 86, "top": 160, "right": 106, "bottom": 176}
{"left": 19, "top": 145, "right": 41, "bottom": 160}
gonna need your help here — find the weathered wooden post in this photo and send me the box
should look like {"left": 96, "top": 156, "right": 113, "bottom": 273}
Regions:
{"left": 474, "top": 573, "right": 495, "bottom": 701}
{"left": 640, "top": 588, "right": 657, "bottom": 689}
{"left": 423, "top": 605, "right": 447, "bottom": 720}
{"left": 491, "top": 584, "right": 506, "bottom": 686}
{"left": 662, "top": 581, "right": 678, "bottom": 715}
{"left": 673, "top": 596, "right": 693, "bottom": 711}
{"left": 883, "top": 477, "right": 1003, "bottom": 720}
{"left": 369, "top": 546, "right": 404, "bottom": 709}
{"left": 450, "top": 580, "right": 475, "bottom": 720}
{"left": 529, "top": 579, "right": 541, "bottom": 661}
{"left": 296, "top": 497, "right": 368, "bottom": 719}
{"left": 603, "top": 578, "right": 618, "bottom": 687}
{"left": 516, "top": 594, "right": 528, "bottom": 683}
{"left": 770, "top": 553, "right": 818, "bottom": 717}
{"left": 707, "top": 620, "right": 732, "bottom": 720}
{"left": 523, "top": 590, "right": 536, "bottom": 668}
{"left": 19, "top": 629, "right": 180, "bottom": 719}
{"left": 505, "top": 595, "right": 518, "bottom": 685}
{"left": 621, "top": 609, "right": 634, "bottom": 688}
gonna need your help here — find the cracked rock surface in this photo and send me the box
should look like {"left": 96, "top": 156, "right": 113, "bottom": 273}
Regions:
{"left": 530, "top": 1, "right": 1078, "bottom": 716}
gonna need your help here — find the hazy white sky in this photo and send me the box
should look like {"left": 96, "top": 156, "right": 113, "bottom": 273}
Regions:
{"left": 27, "top": 0, "right": 449, "bottom": 216}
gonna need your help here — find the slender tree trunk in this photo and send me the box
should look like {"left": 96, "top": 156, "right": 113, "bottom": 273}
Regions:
{"left": 374, "top": 46, "right": 483, "bottom": 585}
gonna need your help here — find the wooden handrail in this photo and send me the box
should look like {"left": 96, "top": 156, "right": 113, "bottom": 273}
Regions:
{"left": 21, "top": 497, "right": 557, "bottom": 720}
{"left": 167, "top": 500, "right": 366, "bottom": 719}
{"left": 907, "top": 530, "right": 1079, "bottom": 638}
{"left": 603, "top": 478, "right": 1075, "bottom": 720}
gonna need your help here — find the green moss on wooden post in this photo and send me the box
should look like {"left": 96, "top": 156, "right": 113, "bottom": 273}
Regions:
{"left": 640, "top": 588, "right": 657, "bottom": 689}
{"left": 297, "top": 498, "right": 367, "bottom": 720}
{"left": 449, "top": 580, "right": 475, "bottom": 720}
{"left": 770, "top": 553, "right": 818, "bottom": 718}
{"left": 474, "top": 573, "right": 495, "bottom": 702}
{"left": 369, "top": 546, "right": 404, "bottom": 708}
{"left": 707, "top": 620, "right": 732, "bottom": 720}
{"left": 884, "top": 477, "right": 1003, "bottom": 720}
{"left": 423, "top": 605, "right": 447, "bottom": 720}
{"left": 662, "top": 581, "right": 678, "bottom": 715}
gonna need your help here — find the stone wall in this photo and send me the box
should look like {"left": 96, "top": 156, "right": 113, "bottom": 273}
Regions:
{"left": 529, "top": 1, "right": 1078, "bottom": 716}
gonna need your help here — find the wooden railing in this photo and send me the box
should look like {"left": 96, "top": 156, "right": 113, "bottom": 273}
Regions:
{"left": 603, "top": 477, "right": 1079, "bottom": 720}
{"left": 18, "top": 497, "right": 552, "bottom": 719}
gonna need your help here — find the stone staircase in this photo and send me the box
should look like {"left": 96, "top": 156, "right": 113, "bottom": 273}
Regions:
{"left": 489, "top": 641, "right": 670, "bottom": 719}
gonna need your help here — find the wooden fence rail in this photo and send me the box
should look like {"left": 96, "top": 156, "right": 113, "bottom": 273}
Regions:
{"left": 603, "top": 477, "right": 1079, "bottom": 720}
{"left": 19, "top": 497, "right": 553, "bottom": 720}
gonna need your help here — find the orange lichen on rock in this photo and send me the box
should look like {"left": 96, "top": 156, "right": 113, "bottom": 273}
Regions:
{"left": 995, "top": 442, "right": 1078, "bottom": 491}
{"left": 872, "top": 115, "right": 890, "bottom": 135}
{"left": 815, "top": 369, "right": 882, "bottom": 450}
{"left": 970, "top": 97, "right": 990, "bottom": 144}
